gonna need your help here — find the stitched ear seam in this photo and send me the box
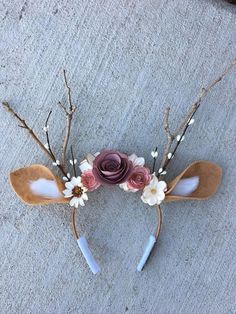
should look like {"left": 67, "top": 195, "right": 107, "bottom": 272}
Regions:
{"left": 164, "top": 160, "right": 222, "bottom": 202}
{"left": 9, "top": 164, "right": 68, "bottom": 205}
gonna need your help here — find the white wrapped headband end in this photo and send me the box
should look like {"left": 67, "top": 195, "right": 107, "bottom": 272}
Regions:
{"left": 137, "top": 235, "right": 156, "bottom": 272}
{"left": 77, "top": 236, "right": 101, "bottom": 275}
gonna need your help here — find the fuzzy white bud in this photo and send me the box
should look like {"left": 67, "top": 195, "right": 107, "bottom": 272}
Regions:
{"left": 151, "top": 151, "right": 158, "bottom": 159}
{"left": 188, "top": 118, "right": 195, "bottom": 125}
{"left": 167, "top": 153, "right": 172, "bottom": 159}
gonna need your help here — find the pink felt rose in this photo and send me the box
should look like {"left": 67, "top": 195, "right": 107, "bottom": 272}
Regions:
{"left": 127, "top": 166, "right": 151, "bottom": 190}
{"left": 81, "top": 170, "right": 101, "bottom": 191}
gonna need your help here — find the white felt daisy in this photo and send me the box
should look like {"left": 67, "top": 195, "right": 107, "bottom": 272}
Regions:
{"left": 63, "top": 176, "right": 88, "bottom": 207}
{"left": 141, "top": 175, "right": 167, "bottom": 206}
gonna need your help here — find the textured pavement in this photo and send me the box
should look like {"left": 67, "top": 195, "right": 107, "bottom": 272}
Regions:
{"left": 0, "top": 0, "right": 236, "bottom": 313}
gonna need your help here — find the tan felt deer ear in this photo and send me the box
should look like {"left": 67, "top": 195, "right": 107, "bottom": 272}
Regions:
{"left": 165, "top": 161, "right": 222, "bottom": 202}
{"left": 9, "top": 164, "right": 68, "bottom": 205}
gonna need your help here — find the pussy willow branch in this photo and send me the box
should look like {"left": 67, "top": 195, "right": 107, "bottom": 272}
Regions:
{"left": 151, "top": 146, "right": 158, "bottom": 173}
{"left": 158, "top": 58, "right": 236, "bottom": 177}
{"left": 1, "top": 102, "right": 68, "bottom": 177}
{"left": 44, "top": 110, "right": 68, "bottom": 178}
{"left": 70, "top": 146, "right": 77, "bottom": 177}
{"left": 59, "top": 70, "right": 76, "bottom": 168}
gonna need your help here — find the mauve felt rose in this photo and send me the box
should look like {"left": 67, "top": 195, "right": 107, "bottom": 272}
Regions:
{"left": 92, "top": 150, "right": 133, "bottom": 185}
{"left": 81, "top": 170, "right": 101, "bottom": 191}
{"left": 127, "top": 166, "right": 151, "bottom": 190}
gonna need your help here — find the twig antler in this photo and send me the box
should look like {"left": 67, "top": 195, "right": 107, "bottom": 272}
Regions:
{"left": 2, "top": 102, "right": 69, "bottom": 178}
{"left": 2, "top": 70, "right": 77, "bottom": 179}
{"left": 59, "top": 70, "right": 76, "bottom": 168}
{"left": 156, "top": 58, "right": 236, "bottom": 177}
{"left": 2, "top": 102, "right": 52, "bottom": 159}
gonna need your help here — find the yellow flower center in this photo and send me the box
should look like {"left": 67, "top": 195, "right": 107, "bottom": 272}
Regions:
{"left": 151, "top": 188, "right": 157, "bottom": 194}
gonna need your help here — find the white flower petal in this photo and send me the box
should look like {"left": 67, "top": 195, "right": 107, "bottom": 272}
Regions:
{"left": 158, "top": 168, "right": 163, "bottom": 174}
{"left": 128, "top": 154, "right": 145, "bottom": 166}
{"left": 63, "top": 176, "right": 68, "bottom": 181}
{"left": 157, "top": 190, "right": 166, "bottom": 201}
{"left": 82, "top": 193, "right": 88, "bottom": 201}
{"left": 71, "top": 176, "right": 81, "bottom": 186}
{"left": 70, "top": 197, "right": 79, "bottom": 208}
{"left": 141, "top": 195, "right": 148, "bottom": 204}
{"left": 158, "top": 181, "right": 167, "bottom": 190}
{"left": 150, "top": 174, "right": 159, "bottom": 185}
{"left": 74, "top": 198, "right": 80, "bottom": 208}
{"left": 176, "top": 135, "right": 181, "bottom": 142}
{"left": 119, "top": 182, "right": 129, "bottom": 191}
{"left": 69, "top": 197, "right": 75, "bottom": 206}
{"left": 78, "top": 198, "right": 85, "bottom": 206}
{"left": 63, "top": 189, "right": 73, "bottom": 197}
{"left": 146, "top": 197, "right": 158, "bottom": 206}
{"left": 86, "top": 153, "right": 96, "bottom": 164}
{"left": 157, "top": 181, "right": 167, "bottom": 191}
{"left": 79, "top": 160, "right": 93, "bottom": 172}
{"left": 167, "top": 153, "right": 172, "bottom": 159}
{"left": 65, "top": 181, "right": 74, "bottom": 189}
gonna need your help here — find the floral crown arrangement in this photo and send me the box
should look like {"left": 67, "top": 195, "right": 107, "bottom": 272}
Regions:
{"left": 2, "top": 60, "right": 235, "bottom": 274}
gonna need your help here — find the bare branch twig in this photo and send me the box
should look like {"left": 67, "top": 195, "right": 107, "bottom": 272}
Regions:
{"left": 60, "top": 70, "right": 76, "bottom": 167}
{"left": 157, "top": 58, "right": 236, "bottom": 177}
{"left": 159, "top": 107, "right": 174, "bottom": 169}
{"left": 2, "top": 102, "right": 52, "bottom": 159}
{"left": 63, "top": 69, "right": 73, "bottom": 111}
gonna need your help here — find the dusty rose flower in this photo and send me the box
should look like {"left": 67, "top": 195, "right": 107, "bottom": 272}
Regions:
{"left": 127, "top": 166, "right": 151, "bottom": 190}
{"left": 92, "top": 150, "right": 133, "bottom": 185}
{"left": 81, "top": 170, "right": 101, "bottom": 191}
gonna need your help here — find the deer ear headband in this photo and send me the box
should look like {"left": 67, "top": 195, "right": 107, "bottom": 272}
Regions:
{"left": 2, "top": 60, "right": 235, "bottom": 274}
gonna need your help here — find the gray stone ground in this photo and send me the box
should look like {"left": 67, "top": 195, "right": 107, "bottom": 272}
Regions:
{"left": 0, "top": 0, "right": 236, "bottom": 313}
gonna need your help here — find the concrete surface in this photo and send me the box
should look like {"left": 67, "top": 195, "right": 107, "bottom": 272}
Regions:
{"left": 0, "top": 0, "right": 236, "bottom": 313}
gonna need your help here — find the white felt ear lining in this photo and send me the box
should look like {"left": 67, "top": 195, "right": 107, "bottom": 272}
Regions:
{"left": 77, "top": 236, "right": 101, "bottom": 275}
{"left": 30, "top": 178, "right": 63, "bottom": 199}
{"left": 170, "top": 176, "right": 199, "bottom": 196}
{"left": 137, "top": 235, "right": 156, "bottom": 272}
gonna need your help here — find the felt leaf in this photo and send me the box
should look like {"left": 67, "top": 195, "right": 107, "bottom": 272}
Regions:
{"left": 9, "top": 164, "right": 68, "bottom": 205}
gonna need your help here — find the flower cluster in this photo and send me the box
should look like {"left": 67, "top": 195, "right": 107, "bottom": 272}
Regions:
{"left": 63, "top": 150, "right": 167, "bottom": 208}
